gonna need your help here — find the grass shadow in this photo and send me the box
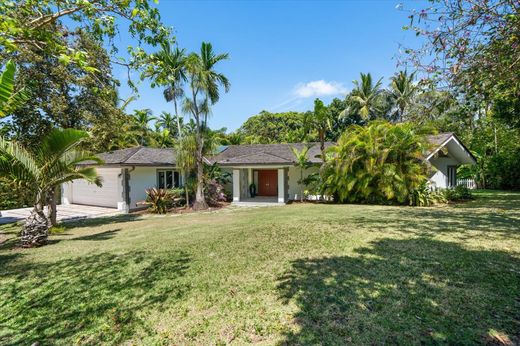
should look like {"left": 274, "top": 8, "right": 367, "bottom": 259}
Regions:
{"left": 0, "top": 250, "right": 191, "bottom": 344}
{"left": 61, "top": 213, "right": 143, "bottom": 229}
{"left": 72, "top": 228, "right": 120, "bottom": 241}
{"left": 278, "top": 238, "right": 520, "bottom": 345}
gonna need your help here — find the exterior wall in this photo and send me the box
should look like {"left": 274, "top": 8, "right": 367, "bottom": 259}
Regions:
{"left": 428, "top": 157, "right": 459, "bottom": 189}
{"left": 127, "top": 166, "right": 181, "bottom": 210}
{"left": 287, "top": 165, "right": 319, "bottom": 200}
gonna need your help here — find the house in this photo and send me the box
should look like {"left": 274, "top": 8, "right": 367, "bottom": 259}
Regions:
{"left": 209, "top": 142, "right": 332, "bottom": 203}
{"left": 62, "top": 133, "right": 476, "bottom": 210}
{"left": 62, "top": 146, "right": 182, "bottom": 212}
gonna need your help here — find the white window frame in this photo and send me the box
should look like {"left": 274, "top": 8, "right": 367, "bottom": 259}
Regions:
{"left": 156, "top": 169, "right": 181, "bottom": 189}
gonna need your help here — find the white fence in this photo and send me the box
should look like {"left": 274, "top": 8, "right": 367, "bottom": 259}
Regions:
{"left": 457, "top": 179, "right": 477, "bottom": 189}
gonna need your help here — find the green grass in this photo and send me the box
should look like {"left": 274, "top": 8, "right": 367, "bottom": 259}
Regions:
{"left": 1, "top": 190, "right": 519, "bottom": 345}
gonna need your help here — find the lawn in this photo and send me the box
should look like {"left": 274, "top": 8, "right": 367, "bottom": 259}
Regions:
{"left": 1, "top": 191, "right": 519, "bottom": 345}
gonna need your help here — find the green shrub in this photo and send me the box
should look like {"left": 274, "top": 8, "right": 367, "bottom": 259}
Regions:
{"left": 145, "top": 188, "right": 171, "bottom": 214}
{"left": 323, "top": 121, "right": 428, "bottom": 205}
{"left": 444, "top": 185, "right": 474, "bottom": 202}
{"left": 409, "top": 182, "right": 447, "bottom": 206}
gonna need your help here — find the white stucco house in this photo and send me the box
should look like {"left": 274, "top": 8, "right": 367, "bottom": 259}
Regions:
{"left": 62, "top": 132, "right": 476, "bottom": 211}
{"left": 62, "top": 147, "right": 183, "bottom": 212}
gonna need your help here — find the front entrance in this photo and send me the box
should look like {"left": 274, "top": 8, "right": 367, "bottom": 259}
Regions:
{"left": 257, "top": 170, "right": 278, "bottom": 196}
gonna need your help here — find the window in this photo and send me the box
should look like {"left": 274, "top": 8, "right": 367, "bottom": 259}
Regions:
{"left": 447, "top": 166, "right": 457, "bottom": 188}
{"left": 157, "top": 170, "right": 181, "bottom": 189}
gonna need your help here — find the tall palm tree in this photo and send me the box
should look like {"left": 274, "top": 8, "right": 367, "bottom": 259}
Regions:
{"left": 0, "top": 129, "right": 101, "bottom": 247}
{"left": 198, "top": 42, "right": 230, "bottom": 127}
{"left": 343, "top": 73, "right": 384, "bottom": 120}
{"left": 148, "top": 41, "right": 187, "bottom": 138}
{"left": 290, "top": 145, "right": 311, "bottom": 202}
{"left": 183, "top": 42, "right": 230, "bottom": 210}
{"left": 390, "top": 70, "right": 417, "bottom": 122}
{"left": 132, "top": 109, "right": 155, "bottom": 145}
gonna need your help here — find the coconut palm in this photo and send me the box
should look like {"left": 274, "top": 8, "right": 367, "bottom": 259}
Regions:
{"left": 183, "top": 42, "right": 230, "bottom": 210}
{"left": 342, "top": 73, "right": 384, "bottom": 120}
{"left": 290, "top": 145, "right": 311, "bottom": 202}
{"left": 390, "top": 70, "right": 418, "bottom": 122}
{"left": 0, "top": 129, "right": 101, "bottom": 247}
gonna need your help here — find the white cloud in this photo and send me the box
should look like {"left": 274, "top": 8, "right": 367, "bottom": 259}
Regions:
{"left": 293, "top": 80, "right": 347, "bottom": 98}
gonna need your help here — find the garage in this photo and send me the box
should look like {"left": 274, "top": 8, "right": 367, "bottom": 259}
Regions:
{"left": 68, "top": 168, "right": 121, "bottom": 208}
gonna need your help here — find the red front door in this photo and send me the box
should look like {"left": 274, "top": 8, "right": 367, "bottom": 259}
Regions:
{"left": 257, "top": 170, "right": 278, "bottom": 196}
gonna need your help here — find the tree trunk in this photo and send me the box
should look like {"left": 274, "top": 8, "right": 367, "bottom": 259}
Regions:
{"left": 184, "top": 170, "right": 190, "bottom": 208}
{"left": 174, "top": 98, "right": 182, "bottom": 139}
{"left": 48, "top": 186, "right": 57, "bottom": 227}
{"left": 21, "top": 206, "right": 49, "bottom": 248}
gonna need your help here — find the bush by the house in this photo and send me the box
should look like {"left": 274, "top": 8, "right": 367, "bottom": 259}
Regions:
{"left": 322, "top": 121, "right": 428, "bottom": 205}
{"left": 205, "top": 179, "right": 227, "bottom": 207}
{"left": 409, "top": 182, "right": 447, "bottom": 206}
{"left": 145, "top": 188, "right": 185, "bottom": 214}
{"left": 444, "top": 185, "right": 474, "bottom": 202}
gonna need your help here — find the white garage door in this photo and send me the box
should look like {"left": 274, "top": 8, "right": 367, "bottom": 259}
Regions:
{"left": 71, "top": 168, "right": 121, "bottom": 208}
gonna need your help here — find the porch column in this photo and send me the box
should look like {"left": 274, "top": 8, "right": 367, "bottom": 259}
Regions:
{"left": 248, "top": 168, "right": 253, "bottom": 197}
{"left": 277, "top": 168, "right": 285, "bottom": 203}
{"left": 233, "top": 169, "right": 240, "bottom": 202}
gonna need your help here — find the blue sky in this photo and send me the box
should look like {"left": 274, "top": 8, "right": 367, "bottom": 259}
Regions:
{"left": 116, "top": 0, "right": 425, "bottom": 131}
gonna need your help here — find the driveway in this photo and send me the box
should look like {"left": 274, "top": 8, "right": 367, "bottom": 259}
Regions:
{"left": 0, "top": 204, "right": 122, "bottom": 224}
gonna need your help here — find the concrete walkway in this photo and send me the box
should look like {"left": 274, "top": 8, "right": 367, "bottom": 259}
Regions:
{"left": 0, "top": 204, "right": 121, "bottom": 224}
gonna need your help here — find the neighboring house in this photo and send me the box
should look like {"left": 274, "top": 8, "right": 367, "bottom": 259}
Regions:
{"left": 62, "top": 147, "right": 182, "bottom": 212}
{"left": 62, "top": 133, "right": 476, "bottom": 210}
{"left": 425, "top": 133, "right": 477, "bottom": 189}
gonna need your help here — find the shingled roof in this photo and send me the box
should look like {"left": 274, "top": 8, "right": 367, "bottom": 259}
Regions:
{"left": 80, "top": 146, "right": 176, "bottom": 166}
{"left": 209, "top": 142, "right": 334, "bottom": 166}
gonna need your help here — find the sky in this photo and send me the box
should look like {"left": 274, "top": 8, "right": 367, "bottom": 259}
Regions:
{"left": 115, "top": 0, "right": 426, "bottom": 132}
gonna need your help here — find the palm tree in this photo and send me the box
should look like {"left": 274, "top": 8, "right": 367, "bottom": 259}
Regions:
{"left": 183, "top": 42, "right": 230, "bottom": 210}
{"left": 290, "top": 145, "right": 311, "bottom": 202}
{"left": 156, "top": 112, "right": 175, "bottom": 133}
{"left": 305, "top": 98, "right": 331, "bottom": 162}
{"left": 132, "top": 109, "right": 155, "bottom": 145}
{"left": 175, "top": 134, "right": 197, "bottom": 207}
{"left": 0, "top": 60, "right": 29, "bottom": 118}
{"left": 390, "top": 70, "right": 417, "bottom": 122}
{"left": 148, "top": 41, "right": 187, "bottom": 138}
{"left": 322, "top": 121, "right": 427, "bottom": 204}
{"left": 0, "top": 129, "right": 101, "bottom": 247}
{"left": 198, "top": 42, "right": 230, "bottom": 127}
{"left": 342, "top": 73, "right": 384, "bottom": 120}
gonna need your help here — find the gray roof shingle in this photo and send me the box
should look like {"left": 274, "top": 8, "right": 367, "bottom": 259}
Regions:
{"left": 209, "top": 142, "right": 334, "bottom": 166}
{"left": 80, "top": 146, "right": 176, "bottom": 166}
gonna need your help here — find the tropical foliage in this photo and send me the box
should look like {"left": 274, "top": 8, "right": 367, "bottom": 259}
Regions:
{"left": 0, "top": 129, "right": 101, "bottom": 246}
{"left": 291, "top": 145, "right": 311, "bottom": 202}
{"left": 0, "top": 61, "right": 28, "bottom": 117}
{"left": 322, "top": 121, "right": 428, "bottom": 204}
